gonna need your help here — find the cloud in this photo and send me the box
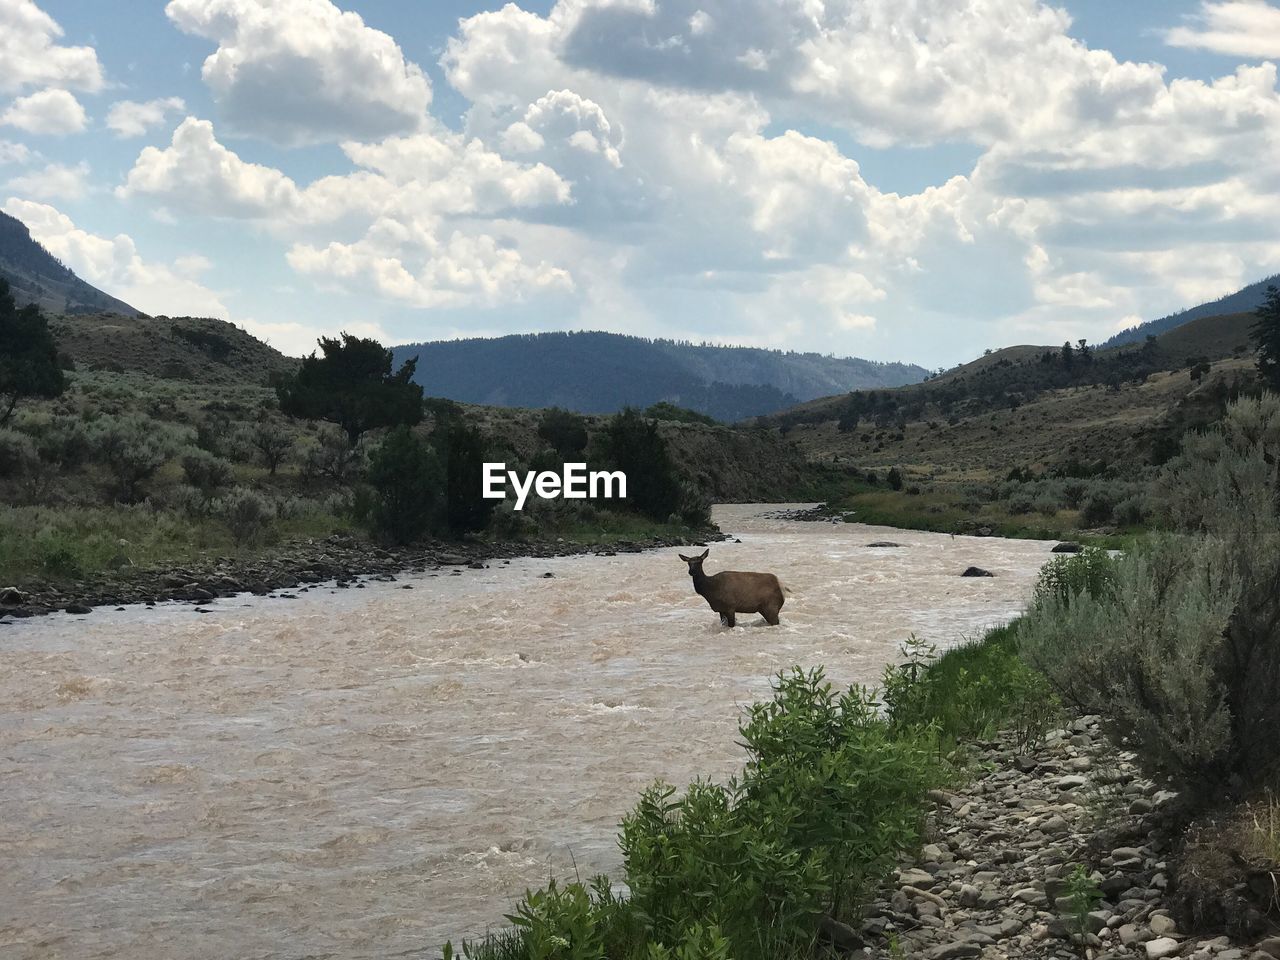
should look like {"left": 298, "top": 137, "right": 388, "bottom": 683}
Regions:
{"left": 238, "top": 317, "right": 392, "bottom": 358}
{"left": 1165, "top": 1, "right": 1280, "bottom": 59}
{"left": 0, "top": 139, "right": 34, "bottom": 165}
{"left": 287, "top": 221, "right": 574, "bottom": 309}
{"left": 117, "top": 117, "right": 302, "bottom": 218}
{"left": 1, "top": 88, "right": 86, "bottom": 135}
{"left": 165, "top": 0, "right": 432, "bottom": 145}
{"left": 106, "top": 97, "right": 187, "bottom": 138}
{"left": 0, "top": 0, "right": 104, "bottom": 95}
{"left": 2, "top": 197, "right": 230, "bottom": 318}
{"left": 5, "top": 160, "right": 89, "bottom": 200}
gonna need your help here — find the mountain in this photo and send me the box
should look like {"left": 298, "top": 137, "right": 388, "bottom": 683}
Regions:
{"left": 1101, "top": 275, "right": 1276, "bottom": 349}
{"left": 0, "top": 210, "right": 141, "bottom": 317}
{"left": 391, "top": 331, "right": 927, "bottom": 422}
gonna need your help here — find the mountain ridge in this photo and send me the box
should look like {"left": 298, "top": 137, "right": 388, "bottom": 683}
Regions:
{"left": 391, "top": 330, "right": 927, "bottom": 422}
{"left": 0, "top": 210, "right": 140, "bottom": 318}
{"left": 1101, "top": 274, "right": 1277, "bottom": 349}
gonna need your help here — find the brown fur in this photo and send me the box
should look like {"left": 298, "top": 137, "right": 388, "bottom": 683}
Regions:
{"left": 678, "top": 548, "right": 785, "bottom": 627}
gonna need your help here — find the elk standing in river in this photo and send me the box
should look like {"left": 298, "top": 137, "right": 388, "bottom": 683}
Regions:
{"left": 678, "top": 548, "right": 787, "bottom": 627}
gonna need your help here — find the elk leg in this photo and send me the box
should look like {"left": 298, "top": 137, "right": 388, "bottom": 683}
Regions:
{"left": 719, "top": 612, "right": 730, "bottom": 627}
{"left": 724, "top": 612, "right": 736, "bottom": 628}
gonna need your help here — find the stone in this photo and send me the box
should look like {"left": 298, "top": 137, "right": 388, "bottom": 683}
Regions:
{"left": 899, "top": 868, "right": 936, "bottom": 889}
{"left": 65, "top": 603, "right": 93, "bottom": 615}
{"left": 1149, "top": 915, "right": 1177, "bottom": 937}
{"left": 1040, "top": 815, "right": 1070, "bottom": 836}
{"left": 922, "top": 843, "right": 947, "bottom": 862}
{"left": 0, "top": 586, "right": 27, "bottom": 605}
{"left": 1145, "top": 937, "right": 1180, "bottom": 959}
{"left": 866, "top": 541, "right": 904, "bottom": 548}
{"left": 961, "top": 566, "right": 994, "bottom": 577}
{"left": 1052, "top": 541, "right": 1083, "bottom": 553}
{"left": 1256, "top": 939, "right": 1280, "bottom": 959}
{"left": 1057, "top": 775, "right": 1089, "bottom": 790}
{"left": 926, "top": 943, "right": 981, "bottom": 960}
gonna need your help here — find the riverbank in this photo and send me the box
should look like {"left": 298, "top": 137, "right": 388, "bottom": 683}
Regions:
{"left": 0, "top": 527, "right": 726, "bottom": 620}
{"left": 853, "top": 715, "right": 1280, "bottom": 960}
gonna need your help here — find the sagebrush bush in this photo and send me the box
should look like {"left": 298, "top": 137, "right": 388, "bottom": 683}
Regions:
{"left": 220, "top": 487, "right": 276, "bottom": 546}
{"left": 91, "top": 414, "right": 179, "bottom": 502}
{"left": 0, "top": 428, "right": 37, "bottom": 478}
{"left": 367, "top": 426, "right": 442, "bottom": 544}
{"left": 181, "top": 449, "right": 235, "bottom": 505}
{"left": 1021, "top": 395, "right": 1280, "bottom": 798}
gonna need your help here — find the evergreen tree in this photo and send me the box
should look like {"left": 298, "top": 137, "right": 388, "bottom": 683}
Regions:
{"left": 441, "top": 421, "right": 495, "bottom": 536}
{"left": 0, "top": 279, "right": 65, "bottom": 425}
{"left": 600, "top": 408, "right": 682, "bottom": 521}
{"left": 277, "top": 333, "right": 422, "bottom": 443}
{"left": 1253, "top": 284, "right": 1280, "bottom": 391}
{"left": 537, "top": 407, "right": 589, "bottom": 458}
{"left": 368, "top": 426, "right": 443, "bottom": 544}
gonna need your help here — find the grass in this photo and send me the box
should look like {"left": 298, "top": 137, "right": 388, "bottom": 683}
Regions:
{"left": 811, "top": 480, "right": 1139, "bottom": 548}
{"left": 0, "top": 502, "right": 358, "bottom": 585}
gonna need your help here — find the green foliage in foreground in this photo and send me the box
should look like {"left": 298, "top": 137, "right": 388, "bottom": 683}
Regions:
{"left": 444, "top": 668, "right": 964, "bottom": 960}
{"left": 882, "top": 630, "right": 1059, "bottom": 755}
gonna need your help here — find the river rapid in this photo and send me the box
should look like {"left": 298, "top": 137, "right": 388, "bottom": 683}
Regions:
{"left": 1, "top": 505, "right": 1060, "bottom": 959}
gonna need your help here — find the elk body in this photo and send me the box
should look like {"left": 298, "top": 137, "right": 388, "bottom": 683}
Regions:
{"left": 678, "top": 548, "right": 786, "bottom": 627}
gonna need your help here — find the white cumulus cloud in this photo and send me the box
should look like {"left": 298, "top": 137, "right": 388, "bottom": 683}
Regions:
{"left": 0, "top": 0, "right": 104, "bottom": 94}
{"left": 165, "top": 0, "right": 432, "bottom": 145}
{"left": 6, "top": 160, "right": 89, "bottom": 200}
{"left": 1, "top": 88, "right": 86, "bottom": 135}
{"left": 106, "top": 97, "right": 187, "bottom": 138}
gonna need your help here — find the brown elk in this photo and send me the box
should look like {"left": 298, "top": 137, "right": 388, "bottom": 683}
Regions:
{"left": 678, "top": 548, "right": 787, "bottom": 627}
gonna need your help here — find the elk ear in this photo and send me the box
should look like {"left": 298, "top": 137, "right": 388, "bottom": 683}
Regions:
{"left": 678, "top": 553, "right": 692, "bottom": 562}
{"left": 698, "top": 549, "right": 709, "bottom": 560}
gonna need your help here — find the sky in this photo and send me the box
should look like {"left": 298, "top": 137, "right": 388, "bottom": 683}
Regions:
{"left": 2, "top": 0, "right": 1279, "bottom": 368}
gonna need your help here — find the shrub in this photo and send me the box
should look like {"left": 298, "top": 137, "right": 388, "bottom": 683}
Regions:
{"left": 0, "top": 428, "right": 37, "bottom": 478}
{"left": 621, "top": 668, "right": 938, "bottom": 957}
{"left": 537, "top": 407, "right": 589, "bottom": 458}
{"left": 1078, "top": 491, "right": 1114, "bottom": 526}
{"left": 366, "top": 426, "right": 442, "bottom": 544}
{"left": 1019, "top": 534, "right": 1265, "bottom": 800}
{"left": 181, "top": 449, "right": 235, "bottom": 505}
{"left": 1112, "top": 493, "right": 1147, "bottom": 527}
{"left": 220, "top": 488, "right": 276, "bottom": 546}
{"left": 300, "top": 425, "right": 363, "bottom": 484}
{"left": 1033, "top": 547, "right": 1117, "bottom": 607}
{"left": 247, "top": 419, "right": 293, "bottom": 474}
{"left": 886, "top": 467, "right": 904, "bottom": 491}
{"left": 91, "top": 414, "right": 175, "bottom": 501}
{"left": 31, "top": 415, "right": 91, "bottom": 469}
{"left": 1007, "top": 491, "right": 1035, "bottom": 515}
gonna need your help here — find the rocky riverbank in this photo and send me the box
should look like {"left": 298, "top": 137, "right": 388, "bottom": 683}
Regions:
{"left": 0, "top": 529, "right": 725, "bottom": 621}
{"left": 843, "top": 718, "right": 1278, "bottom": 960}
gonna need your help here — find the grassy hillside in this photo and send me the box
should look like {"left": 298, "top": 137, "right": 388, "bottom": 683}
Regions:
{"left": 392, "top": 330, "right": 926, "bottom": 421}
{"left": 754, "top": 310, "right": 1266, "bottom": 540}
{"left": 52, "top": 313, "right": 297, "bottom": 386}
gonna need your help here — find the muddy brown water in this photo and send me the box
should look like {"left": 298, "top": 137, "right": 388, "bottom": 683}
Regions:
{"left": 0, "top": 505, "right": 1059, "bottom": 959}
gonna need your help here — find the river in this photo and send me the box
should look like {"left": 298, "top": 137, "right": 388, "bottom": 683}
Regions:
{"left": 0, "top": 505, "right": 1059, "bottom": 959}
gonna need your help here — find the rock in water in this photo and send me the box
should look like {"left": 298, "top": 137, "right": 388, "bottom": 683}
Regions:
{"left": 961, "top": 566, "right": 994, "bottom": 577}
{"left": 1051, "top": 541, "right": 1083, "bottom": 553}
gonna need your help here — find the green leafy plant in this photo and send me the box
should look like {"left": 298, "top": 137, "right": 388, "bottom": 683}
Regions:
{"left": 1062, "top": 864, "right": 1102, "bottom": 955}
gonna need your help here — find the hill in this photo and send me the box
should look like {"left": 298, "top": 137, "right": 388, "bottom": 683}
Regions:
{"left": 1102, "top": 274, "right": 1276, "bottom": 349}
{"left": 0, "top": 210, "right": 140, "bottom": 317}
{"left": 51, "top": 313, "right": 296, "bottom": 387}
{"left": 761, "top": 309, "right": 1263, "bottom": 481}
{"left": 391, "top": 331, "right": 926, "bottom": 422}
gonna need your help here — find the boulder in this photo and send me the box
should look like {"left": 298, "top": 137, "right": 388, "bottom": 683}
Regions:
{"left": 961, "top": 567, "right": 994, "bottom": 577}
{"left": 1052, "top": 541, "right": 1083, "bottom": 553}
